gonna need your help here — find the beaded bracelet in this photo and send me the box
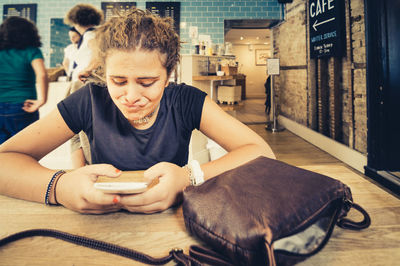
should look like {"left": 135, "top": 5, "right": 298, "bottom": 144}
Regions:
{"left": 44, "top": 170, "right": 66, "bottom": 205}
{"left": 183, "top": 164, "right": 193, "bottom": 187}
{"left": 52, "top": 170, "right": 66, "bottom": 205}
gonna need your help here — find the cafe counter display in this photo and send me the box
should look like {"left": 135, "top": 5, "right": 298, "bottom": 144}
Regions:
{"left": 180, "top": 54, "right": 245, "bottom": 102}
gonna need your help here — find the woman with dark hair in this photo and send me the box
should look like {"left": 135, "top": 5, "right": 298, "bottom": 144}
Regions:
{"left": 0, "top": 16, "right": 48, "bottom": 144}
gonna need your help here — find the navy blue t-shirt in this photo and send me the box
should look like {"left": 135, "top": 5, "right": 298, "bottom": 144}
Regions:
{"left": 57, "top": 82, "right": 206, "bottom": 170}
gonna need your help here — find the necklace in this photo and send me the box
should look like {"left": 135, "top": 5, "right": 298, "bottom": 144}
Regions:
{"left": 131, "top": 105, "right": 159, "bottom": 124}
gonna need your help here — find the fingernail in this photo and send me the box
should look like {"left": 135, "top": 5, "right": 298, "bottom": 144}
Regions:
{"left": 113, "top": 196, "right": 119, "bottom": 204}
{"left": 115, "top": 169, "right": 121, "bottom": 173}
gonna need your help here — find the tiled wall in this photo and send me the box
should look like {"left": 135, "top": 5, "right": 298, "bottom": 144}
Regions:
{"left": 50, "top": 18, "right": 70, "bottom": 67}
{"left": 1, "top": 0, "right": 283, "bottom": 67}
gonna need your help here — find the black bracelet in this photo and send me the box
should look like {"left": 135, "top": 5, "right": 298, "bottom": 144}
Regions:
{"left": 44, "top": 170, "right": 66, "bottom": 205}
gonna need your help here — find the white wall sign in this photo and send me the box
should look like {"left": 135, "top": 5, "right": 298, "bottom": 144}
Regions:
{"left": 267, "top": 58, "right": 280, "bottom": 75}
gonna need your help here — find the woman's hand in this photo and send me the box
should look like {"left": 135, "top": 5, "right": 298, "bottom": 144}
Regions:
{"left": 78, "top": 69, "right": 91, "bottom": 83}
{"left": 55, "top": 164, "right": 123, "bottom": 214}
{"left": 119, "top": 162, "right": 190, "bottom": 213}
{"left": 22, "top": 99, "right": 45, "bottom": 112}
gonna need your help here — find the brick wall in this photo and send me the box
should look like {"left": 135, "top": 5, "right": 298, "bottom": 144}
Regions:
{"left": 273, "top": 0, "right": 367, "bottom": 154}
{"left": 273, "top": 0, "right": 308, "bottom": 126}
{"left": 350, "top": 0, "right": 367, "bottom": 153}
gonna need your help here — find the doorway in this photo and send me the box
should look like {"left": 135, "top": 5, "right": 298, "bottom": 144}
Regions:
{"left": 224, "top": 19, "right": 279, "bottom": 99}
{"left": 365, "top": 0, "right": 400, "bottom": 194}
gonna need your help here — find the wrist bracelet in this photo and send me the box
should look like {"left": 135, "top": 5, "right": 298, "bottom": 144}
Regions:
{"left": 53, "top": 170, "right": 66, "bottom": 205}
{"left": 185, "top": 160, "right": 204, "bottom": 186}
{"left": 45, "top": 170, "right": 66, "bottom": 205}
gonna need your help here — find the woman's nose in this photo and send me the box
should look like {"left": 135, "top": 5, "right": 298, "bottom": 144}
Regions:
{"left": 124, "top": 85, "right": 142, "bottom": 104}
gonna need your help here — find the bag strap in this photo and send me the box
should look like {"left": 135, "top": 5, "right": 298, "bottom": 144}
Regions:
{"left": 189, "top": 245, "right": 233, "bottom": 266}
{"left": 0, "top": 229, "right": 201, "bottom": 266}
{"left": 337, "top": 203, "right": 371, "bottom": 230}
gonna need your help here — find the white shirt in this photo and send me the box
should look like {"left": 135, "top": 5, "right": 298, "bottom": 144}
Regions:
{"left": 64, "top": 43, "right": 78, "bottom": 77}
{"left": 71, "top": 30, "right": 96, "bottom": 82}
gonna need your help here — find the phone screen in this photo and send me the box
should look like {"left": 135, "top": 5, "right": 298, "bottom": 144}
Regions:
{"left": 94, "top": 170, "right": 158, "bottom": 194}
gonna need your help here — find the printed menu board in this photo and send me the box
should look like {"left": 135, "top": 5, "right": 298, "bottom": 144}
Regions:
{"left": 146, "top": 2, "right": 180, "bottom": 34}
{"left": 3, "top": 4, "right": 37, "bottom": 23}
{"left": 101, "top": 2, "right": 137, "bottom": 21}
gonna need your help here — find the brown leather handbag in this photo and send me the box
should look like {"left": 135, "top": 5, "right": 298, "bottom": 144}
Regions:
{"left": 182, "top": 156, "right": 370, "bottom": 265}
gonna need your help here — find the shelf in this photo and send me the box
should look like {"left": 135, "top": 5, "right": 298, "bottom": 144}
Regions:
{"left": 192, "top": 75, "right": 236, "bottom": 81}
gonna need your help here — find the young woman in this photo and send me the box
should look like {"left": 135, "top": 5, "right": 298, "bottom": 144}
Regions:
{"left": 0, "top": 16, "right": 48, "bottom": 144}
{"left": 0, "top": 9, "right": 275, "bottom": 214}
{"left": 62, "top": 27, "right": 81, "bottom": 79}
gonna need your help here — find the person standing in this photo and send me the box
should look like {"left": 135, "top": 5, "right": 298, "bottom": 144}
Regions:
{"left": 0, "top": 16, "right": 48, "bottom": 144}
{"left": 64, "top": 3, "right": 103, "bottom": 84}
{"left": 62, "top": 27, "right": 81, "bottom": 79}
{"left": 63, "top": 4, "right": 104, "bottom": 167}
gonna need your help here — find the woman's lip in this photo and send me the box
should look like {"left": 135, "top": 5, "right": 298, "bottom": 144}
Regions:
{"left": 121, "top": 101, "right": 144, "bottom": 107}
{"left": 122, "top": 103, "right": 147, "bottom": 111}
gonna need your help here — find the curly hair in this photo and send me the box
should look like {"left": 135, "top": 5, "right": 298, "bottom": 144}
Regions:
{"left": 0, "top": 16, "right": 41, "bottom": 50}
{"left": 94, "top": 8, "right": 180, "bottom": 78}
{"left": 64, "top": 4, "right": 103, "bottom": 27}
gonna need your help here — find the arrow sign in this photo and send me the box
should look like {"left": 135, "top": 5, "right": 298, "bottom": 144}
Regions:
{"left": 313, "top": 17, "right": 336, "bottom": 31}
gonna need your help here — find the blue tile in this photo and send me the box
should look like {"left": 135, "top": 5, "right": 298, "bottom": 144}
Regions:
{"left": 240, "top": 7, "right": 251, "bottom": 12}
{"left": 246, "top": 2, "right": 256, "bottom": 7}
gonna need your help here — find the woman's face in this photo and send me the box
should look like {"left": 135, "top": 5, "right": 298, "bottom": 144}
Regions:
{"left": 69, "top": 31, "right": 80, "bottom": 44}
{"left": 105, "top": 48, "right": 168, "bottom": 126}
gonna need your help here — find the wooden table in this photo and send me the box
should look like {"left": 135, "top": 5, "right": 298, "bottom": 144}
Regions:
{"left": 1, "top": 167, "right": 399, "bottom": 265}
{"left": 0, "top": 195, "right": 200, "bottom": 265}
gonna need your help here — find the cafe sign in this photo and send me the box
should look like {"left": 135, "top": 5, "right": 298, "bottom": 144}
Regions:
{"left": 309, "top": 0, "right": 345, "bottom": 58}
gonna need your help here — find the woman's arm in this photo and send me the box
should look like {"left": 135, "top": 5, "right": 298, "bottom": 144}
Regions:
{"left": 62, "top": 57, "right": 70, "bottom": 75}
{"left": 0, "top": 109, "right": 123, "bottom": 213}
{"left": 0, "top": 109, "right": 74, "bottom": 202}
{"left": 22, "top": 58, "right": 49, "bottom": 113}
{"left": 199, "top": 96, "right": 276, "bottom": 180}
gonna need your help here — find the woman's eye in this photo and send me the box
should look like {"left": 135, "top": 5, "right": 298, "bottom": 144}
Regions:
{"left": 140, "top": 81, "right": 156, "bottom": 88}
{"left": 112, "top": 79, "right": 127, "bottom": 86}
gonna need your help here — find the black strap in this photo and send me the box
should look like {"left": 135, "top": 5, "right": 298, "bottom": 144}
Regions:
{"left": 337, "top": 203, "right": 371, "bottom": 230}
{"left": 189, "top": 245, "right": 233, "bottom": 266}
{"left": 72, "top": 27, "right": 95, "bottom": 70}
{"left": 0, "top": 229, "right": 201, "bottom": 266}
{"left": 77, "top": 27, "right": 95, "bottom": 49}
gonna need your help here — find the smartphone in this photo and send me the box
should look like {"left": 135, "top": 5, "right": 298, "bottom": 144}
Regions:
{"left": 94, "top": 170, "right": 158, "bottom": 194}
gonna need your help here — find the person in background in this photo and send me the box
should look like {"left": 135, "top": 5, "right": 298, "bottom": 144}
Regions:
{"left": 64, "top": 3, "right": 103, "bottom": 84}
{"left": 0, "top": 8, "right": 275, "bottom": 214}
{"left": 0, "top": 16, "right": 48, "bottom": 144}
{"left": 264, "top": 75, "right": 271, "bottom": 115}
{"left": 62, "top": 27, "right": 81, "bottom": 79}
{"left": 64, "top": 4, "right": 104, "bottom": 167}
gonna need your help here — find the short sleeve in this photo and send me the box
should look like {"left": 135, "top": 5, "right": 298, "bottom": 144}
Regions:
{"left": 57, "top": 84, "right": 93, "bottom": 134}
{"left": 28, "top": 47, "right": 44, "bottom": 62}
{"left": 177, "top": 84, "right": 207, "bottom": 130}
